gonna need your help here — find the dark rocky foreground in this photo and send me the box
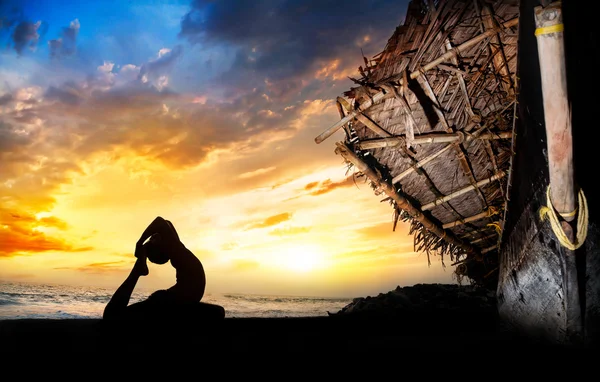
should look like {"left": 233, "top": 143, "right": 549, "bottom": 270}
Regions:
{"left": 329, "top": 283, "right": 496, "bottom": 317}
{"left": 1, "top": 283, "right": 597, "bottom": 364}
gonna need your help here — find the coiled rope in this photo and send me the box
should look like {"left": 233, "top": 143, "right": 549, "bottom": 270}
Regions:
{"left": 539, "top": 185, "right": 588, "bottom": 250}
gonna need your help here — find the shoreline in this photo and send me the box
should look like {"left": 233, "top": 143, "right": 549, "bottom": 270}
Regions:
{"left": 1, "top": 283, "right": 598, "bottom": 358}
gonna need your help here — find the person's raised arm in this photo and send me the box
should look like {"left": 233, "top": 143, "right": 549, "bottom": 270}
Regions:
{"left": 136, "top": 216, "right": 180, "bottom": 248}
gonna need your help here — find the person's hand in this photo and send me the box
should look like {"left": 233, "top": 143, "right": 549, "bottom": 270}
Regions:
{"left": 137, "top": 217, "right": 181, "bottom": 249}
{"left": 133, "top": 243, "right": 149, "bottom": 276}
{"left": 134, "top": 241, "right": 145, "bottom": 258}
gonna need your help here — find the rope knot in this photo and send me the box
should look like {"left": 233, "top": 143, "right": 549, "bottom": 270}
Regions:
{"left": 539, "top": 185, "right": 588, "bottom": 250}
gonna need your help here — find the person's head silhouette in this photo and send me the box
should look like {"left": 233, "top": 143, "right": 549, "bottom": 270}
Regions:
{"left": 144, "top": 233, "right": 169, "bottom": 265}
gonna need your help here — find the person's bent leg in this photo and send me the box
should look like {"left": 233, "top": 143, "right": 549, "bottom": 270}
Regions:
{"left": 103, "top": 255, "right": 149, "bottom": 319}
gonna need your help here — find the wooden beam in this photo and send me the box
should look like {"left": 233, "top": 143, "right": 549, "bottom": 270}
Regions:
{"left": 417, "top": 73, "right": 487, "bottom": 208}
{"left": 535, "top": 1, "right": 581, "bottom": 343}
{"left": 337, "top": 96, "right": 463, "bottom": 222}
{"left": 471, "top": 233, "right": 498, "bottom": 245}
{"left": 482, "top": 4, "right": 514, "bottom": 96}
{"left": 416, "top": 74, "right": 450, "bottom": 131}
{"left": 482, "top": 139, "right": 505, "bottom": 199}
{"left": 421, "top": 171, "right": 506, "bottom": 211}
{"left": 535, "top": 3, "right": 575, "bottom": 218}
{"left": 335, "top": 100, "right": 345, "bottom": 119}
{"left": 459, "top": 226, "right": 494, "bottom": 240}
{"left": 481, "top": 246, "right": 497, "bottom": 254}
{"left": 314, "top": 16, "right": 519, "bottom": 144}
{"left": 444, "top": 38, "right": 475, "bottom": 118}
{"left": 334, "top": 142, "right": 479, "bottom": 257}
{"left": 392, "top": 143, "right": 455, "bottom": 184}
{"left": 442, "top": 209, "right": 495, "bottom": 229}
{"left": 336, "top": 96, "right": 393, "bottom": 139}
{"left": 357, "top": 131, "right": 510, "bottom": 149}
{"left": 378, "top": 85, "right": 420, "bottom": 147}
{"left": 437, "top": 64, "right": 468, "bottom": 75}
{"left": 390, "top": 125, "right": 504, "bottom": 183}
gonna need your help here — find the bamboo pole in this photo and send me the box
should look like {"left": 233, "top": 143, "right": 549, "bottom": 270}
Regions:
{"left": 335, "top": 100, "right": 345, "bottom": 119}
{"left": 421, "top": 171, "right": 506, "bottom": 211}
{"left": 534, "top": 1, "right": 581, "bottom": 344}
{"left": 417, "top": 73, "right": 487, "bottom": 208}
{"left": 336, "top": 96, "right": 392, "bottom": 138}
{"left": 391, "top": 125, "right": 506, "bottom": 183}
{"left": 314, "top": 16, "right": 519, "bottom": 144}
{"left": 482, "top": 4, "right": 514, "bottom": 96}
{"left": 460, "top": 225, "right": 494, "bottom": 239}
{"left": 392, "top": 143, "right": 455, "bottom": 183}
{"left": 417, "top": 74, "right": 450, "bottom": 131}
{"left": 357, "top": 131, "right": 510, "bottom": 150}
{"left": 334, "top": 142, "right": 479, "bottom": 257}
{"left": 437, "top": 64, "right": 467, "bottom": 75}
{"left": 471, "top": 232, "right": 497, "bottom": 245}
{"left": 442, "top": 210, "right": 492, "bottom": 229}
{"left": 535, "top": 3, "right": 575, "bottom": 219}
{"left": 444, "top": 38, "right": 475, "bottom": 118}
{"left": 481, "top": 246, "right": 496, "bottom": 254}
{"left": 379, "top": 86, "right": 420, "bottom": 146}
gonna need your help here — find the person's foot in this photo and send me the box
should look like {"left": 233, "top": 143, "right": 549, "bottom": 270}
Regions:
{"left": 133, "top": 255, "right": 149, "bottom": 276}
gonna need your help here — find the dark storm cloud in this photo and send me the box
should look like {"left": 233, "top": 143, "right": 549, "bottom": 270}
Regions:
{"left": 48, "top": 19, "right": 80, "bottom": 58}
{"left": 179, "top": 0, "right": 409, "bottom": 88}
{"left": 0, "top": 1, "right": 48, "bottom": 55}
{"left": 11, "top": 20, "right": 40, "bottom": 54}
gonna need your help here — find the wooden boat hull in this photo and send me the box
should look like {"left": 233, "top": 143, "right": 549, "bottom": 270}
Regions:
{"left": 497, "top": 0, "right": 600, "bottom": 346}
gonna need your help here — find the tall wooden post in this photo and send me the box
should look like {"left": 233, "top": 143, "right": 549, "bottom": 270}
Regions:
{"left": 534, "top": 1, "right": 582, "bottom": 344}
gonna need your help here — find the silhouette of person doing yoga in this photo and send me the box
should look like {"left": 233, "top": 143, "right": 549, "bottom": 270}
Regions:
{"left": 103, "top": 216, "right": 224, "bottom": 321}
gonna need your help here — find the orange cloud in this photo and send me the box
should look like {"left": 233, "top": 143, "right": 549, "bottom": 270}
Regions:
{"left": 230, "top": 259, "right": 260, "bottom": 271}
{"left": 54, "top": 261, "right": 128, "bottom": 273}
{"left": 221, "top": 242, "right": 239, "bottom": 251}
{"left": 0, "top": 208, "right": 92, "bottom": 257}
{"left": 304, "top": 181, "right": 319, "bottom": 190}
{"left": 269, "top": 225, "right": 311, "bottom": 236}
{"left": 0, "top": 230, "right": 93, "bottom": 257}
{"left": 238, "top": 166, "right": 276, "bottom": 179}
{"left": 306, "top": 176, "right": 356, "bottom": 196}
{"left": 244, "top": 212, "right": 292, "bottom": 230}
{"left": 358, "top": 221, "right": 411, "bottom": 241}
{"left": 38, "top": 216, "right": 69, "bottom": 230}
{"left": 314, "top": 59, "right": 358, "bottom": 81}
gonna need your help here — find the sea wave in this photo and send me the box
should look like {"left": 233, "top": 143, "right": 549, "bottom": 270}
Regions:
{"left": 0, "top": 299, "right": 19, "bottom": 306}
{"left": 0, "top": 281, "right": 352, "bottom": 319}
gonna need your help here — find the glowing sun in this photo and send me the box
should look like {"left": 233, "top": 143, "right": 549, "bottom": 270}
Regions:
{"left": 283, "top": 245, "right": 324, "bottom": 272}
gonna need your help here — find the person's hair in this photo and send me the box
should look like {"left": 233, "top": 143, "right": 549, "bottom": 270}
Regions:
{"left": 144, "top": 234, "right": 170, "bottom": 264}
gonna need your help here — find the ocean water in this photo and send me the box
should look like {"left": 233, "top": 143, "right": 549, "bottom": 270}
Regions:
{"left": 0, "top": 281, "right": 353, "bottom": 319}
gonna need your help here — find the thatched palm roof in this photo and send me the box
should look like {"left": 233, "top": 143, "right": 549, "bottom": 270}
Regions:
{"left": 315, "top": 0, "right": 519, "bottom": 286}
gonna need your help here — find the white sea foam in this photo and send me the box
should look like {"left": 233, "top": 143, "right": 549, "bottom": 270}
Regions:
{"left": 0, "top": 282, "right": 352, "bottom": 319}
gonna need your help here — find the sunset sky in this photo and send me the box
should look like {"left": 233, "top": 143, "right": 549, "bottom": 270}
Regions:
{"left": 0, "top": 0, "right": 456, "bottom": 298}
